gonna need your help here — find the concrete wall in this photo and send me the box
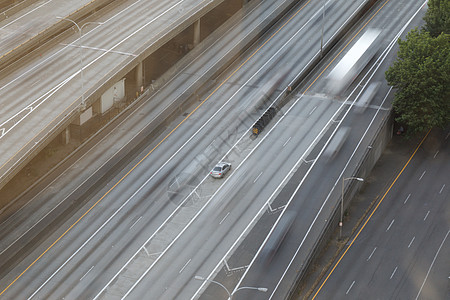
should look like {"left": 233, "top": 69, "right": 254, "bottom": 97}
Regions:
{"left": 287, "top": 111, "right": 394, "bottom": 299}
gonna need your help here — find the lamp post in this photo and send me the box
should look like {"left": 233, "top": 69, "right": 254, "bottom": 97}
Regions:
{"left": 340, "top": 177, "right": 364, "bottom": 239}
{"left": 320, "top": 0, "right": 325, "bottom": 57}
{"left": 56, "top": 17, "right": 103, "bottom": 109}
{"left": 194, "top": 275, "right": 267, "bottom": 299}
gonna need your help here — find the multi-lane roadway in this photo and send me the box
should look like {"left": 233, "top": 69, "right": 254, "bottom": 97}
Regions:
{"left": 0, "top": 0, "right": 440, "bottom": 299}
{"left": 312, "top": 128, "right": 449, "bottom": 300}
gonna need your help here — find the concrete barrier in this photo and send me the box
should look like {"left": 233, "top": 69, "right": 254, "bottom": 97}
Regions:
{"left": 287, "top": 111, "right": 394, "bottom": 299}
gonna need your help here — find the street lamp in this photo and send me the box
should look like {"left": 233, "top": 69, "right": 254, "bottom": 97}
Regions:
{"left": 194, "top": 275, "right": 268, "bottom": 299}
{"left": 340, "top": 177, "right": 364, "bottom": 239}
{"left": 56, "top": 17, "right": 104, "bottom": 109}
{"left": 320, "top": 0, "right": 326, "bottom": 57}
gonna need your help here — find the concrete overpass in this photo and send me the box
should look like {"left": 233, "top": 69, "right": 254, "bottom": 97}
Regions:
{"left": 0, "top": 0, "right": 281, "bottom": 191}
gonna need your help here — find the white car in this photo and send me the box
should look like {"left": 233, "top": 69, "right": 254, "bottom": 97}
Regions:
{"left": 210, "top": 162, "right": 231, "bottom": 178}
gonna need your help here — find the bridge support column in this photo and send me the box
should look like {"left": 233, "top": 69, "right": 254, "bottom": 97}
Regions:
{"left": 62, "top": 126, "right": 70, "bottom": 144}
{"left": 193, "top": 19, "right": 201, "bottom": 47}
{"left": 136, "top": 61, "right": 144, "bottom": 94}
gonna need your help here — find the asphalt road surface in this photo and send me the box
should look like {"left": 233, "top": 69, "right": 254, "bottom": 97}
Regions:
{"left": 312, "top": 128, "right": 449, "bottom": 300}
{"left": 0, "top": 0, "right": 432, "bottom": 299}
{"left": 207, "top": 0, "right": 432, "bottom": 299}
{"left": 0, "top": 0, "right": 226, "bottom": 189}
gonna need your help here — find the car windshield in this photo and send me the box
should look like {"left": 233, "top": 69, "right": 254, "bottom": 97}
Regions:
{"left": 213, "top": 166, "right": 222, "bottom": 171}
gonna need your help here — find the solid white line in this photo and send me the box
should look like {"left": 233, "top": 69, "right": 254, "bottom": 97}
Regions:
{"left": 253, "top": 172, "right": 263, "bottom": 183}
{"left": 266, "top": 29, "right": 402, "bottom": 298}
{"left": 419, "top": 171, "right": 426, "bottom": 181}
{"left": 415, "top": 229, "right": 450, "bottom": 300}
{"left": 408, "top": 236, "right": 415, "bottom": 248}
{"left": 367, "top": 247, "right": 377, "bottom": 261}
{"left": 309, "top": 106, "right": 317, "bottom": 115}
{"left": 129, "top": 216, "right": 142, "bottom": 230}
{"left": 179, "top": 259, "right": 191, "bottom": 274}
{"left": 80, "top": 266, "right": 94, "bottom": 281}
{"left": 423, "top": 211, "right": 430, "bottom": 221}
{"left": 0, "top": 0, "right": 53, "bottom": 29}
{"left": 386, "top": 219, "right": 395, "bottom": 232}
{"left": 282, "top": 137, "right": 291, "bottom": 147}
{"left": 346, "top": 281, "right": 355, "bottom": 294}
{"left": 219, "top": 212, "right": 230, "bottom": 225}
{"left": 0, "top": 0, "right": 182, "bottom": 141}
{"left": 60, "top": 44, "right": 137, "bottom": 56}
{"left": 404, "top": 193, "right": 411, "bottom": 204}
{"left": 390, "top": 266, "right": 398, "bottom": 279}
{"left": 439, "top": 184, "right": 445, "bottom": 194}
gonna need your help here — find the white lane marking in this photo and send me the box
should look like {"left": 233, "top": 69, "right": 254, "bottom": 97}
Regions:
{"left": 419, "top": 171, "right": 426, "bottom": 181}
{"left": 179, "top": 259, "right": 191, "bottom": 274}
{"left": 367, "top": 247, "right": 377, "bottom": 261}
{"left": 404, "top": 193, "right": 411, "bottom": 204}
{"left": 433, "top": 150, "right": 439, "bottom": 158}
{"left": 0, "top": 0, "right": 183, "bottom": 141}
{"left": 204, "top": 1, "right": 426, "bottom": 297}
{"left": 309, "top": 106, "right": 317, "bottom": 115}
{"left": 415, "top": 229, "right": 450, "bottom": 300}
{"left": 219, "top": 212, "right": 230, "bottom": 225}
{"left": 60, "top": 43, "right": 137, "bottom": 56}
{"left": 253, "top": 172, "right": 263, "bottom": 183}
{"left": 282, "top": 136, "right": 291, "bottom": 147}
{"left": 129, "top": 216, "right": 142, "bottom": 230}
{"left": 346, "top": 281, "right": 355, "bottom": 294}
{"left": 423, "top": 211, "right": 430, "bottom": 221}
{"left": 80, "top": 266, "right": 94, "bottom": 281}
{"left": 390, "top": 266, "right": 398, "bottom": 279}
{"left": 386, "top": 219, "right": 395, "bottom": 232}
{"left": 408, "top": 236, "right": 415, "bottom": 248}
{"left": 31, "top": 79, "right": 41, "bottom": 87}
{"left": 0, "top": 0, "right": 53, "bottom": 29}
{"left": 439, "top": 184, "right": 445, "bottom": 194}
{"left": 446, "top": 132, "right": 450, "bottom": 140}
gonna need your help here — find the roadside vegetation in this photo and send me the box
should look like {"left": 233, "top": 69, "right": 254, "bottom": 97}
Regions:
{"left": 385, "top": 0, "right": 449, "bottom": 136}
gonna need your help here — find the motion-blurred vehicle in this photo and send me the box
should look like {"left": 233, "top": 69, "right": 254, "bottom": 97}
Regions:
{"left": 355, "top": 82, "right": 381, "bottom": 113}
{"left": 323, "top": 126, "right": 351, "bottom": 159}
{"left": 326, "top": 28, "right": 381, "bottom": 95}
{"left": 260, "top": 210, "right": 297, "bottom": 264}
{"left": 210, "top": 162, "right": 231, "bottom": 178}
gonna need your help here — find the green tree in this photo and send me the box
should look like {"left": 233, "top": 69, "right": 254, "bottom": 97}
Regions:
{"left": 423, "top": 0, "right": 450, "bottom": 37}
{"left": 385, "top": 29, "right": 450, "bottom": 135}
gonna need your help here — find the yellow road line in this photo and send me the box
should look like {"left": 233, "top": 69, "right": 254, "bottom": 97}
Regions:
{"left": 312, "top": 130, "right": 431, "bottom": 299}
{"left": 0, "top": 0, "right": 313, "bottom": 295}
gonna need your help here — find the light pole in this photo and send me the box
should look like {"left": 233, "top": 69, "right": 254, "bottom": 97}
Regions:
{"left": 340, "top": 177, "right": 364, "bottom": 239}
{"left": 194, "top": 275, "right": 267, "bottom": 299}
{"left": 56, "top": 17, "right": 103, "bottom": 109}
{"left": 321, "top": 0, "right": 325, "bottom": 57}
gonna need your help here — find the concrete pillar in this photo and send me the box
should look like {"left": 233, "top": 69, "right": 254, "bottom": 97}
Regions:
{"left": 62, "top": 126, "right": 70, "bottom": 144}
{"left": 193, "top": 19, "right": 201, "bottom": 47}
{"left": 136, "top": 62, "right": 143, "bottom": 93}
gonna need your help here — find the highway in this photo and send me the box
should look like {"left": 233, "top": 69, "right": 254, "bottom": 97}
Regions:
{"left": 0, "top": 0, "right": 373, "bottom": 298}
{"left": 0, "top": 0, "right": 436, "bottom": 300}
{"left": 204, "top": 0, "right": 432, "bottom": 299}
{"left": 0, "top": 0, "right": 228, "bottom": 190}
{"left": 312, "top": 129, "right": 449, "bottom": 300}
{"left": 0, "top": 0, "right": 101, "bottom": 61}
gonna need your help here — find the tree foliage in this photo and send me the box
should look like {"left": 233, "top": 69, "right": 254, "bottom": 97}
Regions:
{"left": 385, "top": 29, "right": 450, "bottom": 135}
{"left": 423, "top": 0, "right": 450, "bottom": 37}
